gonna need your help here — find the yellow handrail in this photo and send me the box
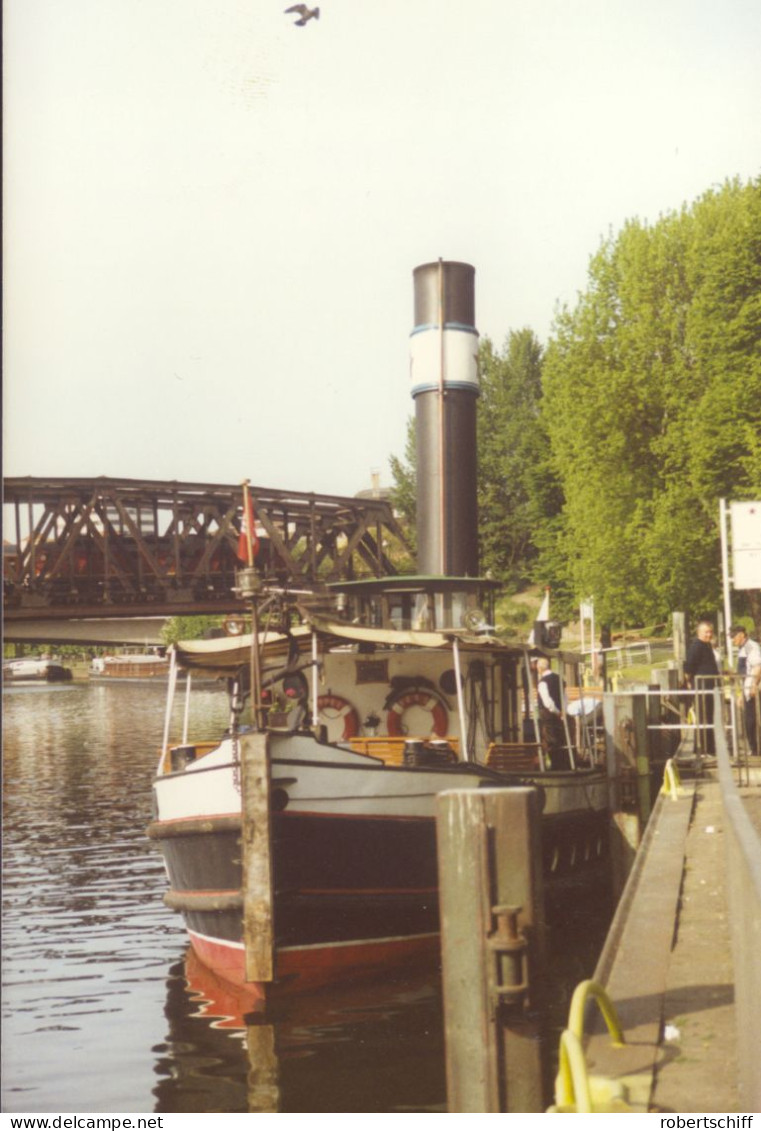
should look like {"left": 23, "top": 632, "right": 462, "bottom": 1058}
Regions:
{"left": 549, "top": 980, "right": 628, "bottom": 1113}
{"left": 555, "top": 1030, "right": 593, "bottom": 1111}
{"left": 661, "top": 757, "right": 682, "bottom": 800}
{"left": 568, "top": 979, "right": 625, "bottom": 1045}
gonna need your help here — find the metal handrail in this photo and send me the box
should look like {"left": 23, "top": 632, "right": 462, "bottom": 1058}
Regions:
{"left": 567, "top": 979, "right": 625, "bottom": 1045}
{"left": 713, "top": 689, "right": 761, "bottom": 1110}
{"left": 661, "top": 758, "right": 682, "bottom": 801}
{"left": 549, "top": 980, "right": 627, "bottom": 1112}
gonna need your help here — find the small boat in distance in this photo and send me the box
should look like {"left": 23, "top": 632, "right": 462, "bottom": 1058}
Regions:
{"left": 90, "top": 652, "right": 169, "bottom": 682}
{"left": 3, "top": 657, "right": 73, "bottom": 684}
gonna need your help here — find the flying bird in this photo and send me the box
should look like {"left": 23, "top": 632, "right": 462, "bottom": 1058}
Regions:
{"left": 284, "top": 5, "right": 320, "bottom": 26}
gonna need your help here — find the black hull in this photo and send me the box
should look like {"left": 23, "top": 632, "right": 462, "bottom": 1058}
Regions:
{"left": 153, "top": 806, "right": 610, "bottom": 954}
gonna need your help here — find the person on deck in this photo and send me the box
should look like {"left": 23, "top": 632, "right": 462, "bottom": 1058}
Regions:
{"left": 536, "top": 657, "right": 572, "bottom": 770}
{"left": 684, "top": 620, "right": 720, "bottom": 755}
{"left": 730, "top": 624, "right": 761, "bottom": 758}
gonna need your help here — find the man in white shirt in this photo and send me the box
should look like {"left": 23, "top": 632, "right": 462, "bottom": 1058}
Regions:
{"left": 730, "top": 624, "right": 761, "bottom": 758}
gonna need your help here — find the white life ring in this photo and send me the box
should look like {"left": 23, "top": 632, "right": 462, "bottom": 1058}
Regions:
{"left": 386, "top": 688, "right": 449, "bottom": 738}
{"left": 317, "top": 694, "right": 360, "bottom": 740}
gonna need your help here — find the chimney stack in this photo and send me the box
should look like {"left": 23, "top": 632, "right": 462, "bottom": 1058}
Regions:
{"left": 410, "top": 260, "right": 479, "bottom": 576}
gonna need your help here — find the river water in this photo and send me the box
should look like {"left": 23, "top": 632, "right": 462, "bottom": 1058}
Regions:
{"left": 2, "top": 682, "right": 611, "bottom": 1114}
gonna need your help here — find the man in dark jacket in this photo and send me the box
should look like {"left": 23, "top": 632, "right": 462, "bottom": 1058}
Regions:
{"left": 536, "top": 657, "right": 572, "bottom": 769}
{"left": 684, "top": 620, "right": 720, "bottom": 755}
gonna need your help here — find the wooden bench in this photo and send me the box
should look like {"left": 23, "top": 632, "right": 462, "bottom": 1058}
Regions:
{"left": 486, "top": 742, "right": 542, "bottom": 774}
{"left": 349, "top": 736, "right": 460, "bottom": 765}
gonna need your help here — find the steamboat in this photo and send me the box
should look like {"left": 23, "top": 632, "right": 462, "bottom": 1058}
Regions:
{"left": 148, "top": 262, "right": 609, "bottom": 994}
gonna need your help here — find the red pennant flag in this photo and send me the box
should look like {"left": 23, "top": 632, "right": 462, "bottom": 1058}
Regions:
{"left": 237, "top": 491, "right": 260, "bottom": 563}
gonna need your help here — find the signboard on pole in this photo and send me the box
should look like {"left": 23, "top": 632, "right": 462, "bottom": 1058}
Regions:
{"left": 730, "top": 501, "right": 761, "bottom": 589}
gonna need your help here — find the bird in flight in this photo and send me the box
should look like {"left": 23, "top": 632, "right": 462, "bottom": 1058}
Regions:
{"left": 284, "top": 5, "right": 320, "bottom": 25}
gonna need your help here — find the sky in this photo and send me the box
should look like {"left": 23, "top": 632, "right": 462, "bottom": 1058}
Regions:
{"left": 3, "top": 0, "right": 760, "bottom": 500}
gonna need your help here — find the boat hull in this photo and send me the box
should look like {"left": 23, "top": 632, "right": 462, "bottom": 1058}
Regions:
{"left": 150, "top": 734, "right": 609, "bottom": 991}
{"left": 3, "top": 661, "right": 72, "bottom": 683}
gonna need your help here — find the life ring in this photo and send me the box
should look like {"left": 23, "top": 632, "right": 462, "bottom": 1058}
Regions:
{"left": 317, "top": 694, "right": 360, "bottom": 741}
{"left": 386, "top": 688, "right": 449, "bottom": 738}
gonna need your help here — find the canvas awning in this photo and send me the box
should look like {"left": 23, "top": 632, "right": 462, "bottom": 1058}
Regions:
{"left": 171, "top": 611, "right": 529, "bottom": 677}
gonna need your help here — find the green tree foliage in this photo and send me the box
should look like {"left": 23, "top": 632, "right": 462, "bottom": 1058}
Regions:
{"left": 541, "top": 177, "right": 761, "bottom": 627}
{"left": 161, "top": 615, "right": 222, "bottom": 646}
{"left": 478, "top": 330, "right": 561, "bottom": 584}
{"left": 389, "top": 417, "right": 417, "bottom": 559}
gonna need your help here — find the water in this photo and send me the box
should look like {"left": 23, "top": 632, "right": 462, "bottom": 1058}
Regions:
{"left": 2, "top": 682, "right": 611, "bottom": 1114}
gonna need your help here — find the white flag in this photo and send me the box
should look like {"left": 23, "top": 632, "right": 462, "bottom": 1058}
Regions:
{"left": 527, "top": 589, "right": 550, "bottom": 645}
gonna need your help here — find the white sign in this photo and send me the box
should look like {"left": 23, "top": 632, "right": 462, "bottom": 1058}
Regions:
{"left": 731, "top": 500, "right": 761, "bottom": 589}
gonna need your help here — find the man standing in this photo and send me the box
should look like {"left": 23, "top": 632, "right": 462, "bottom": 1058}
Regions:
{"left": 729, "top": 624, "right": 761, "bottom": 758}
{"left": 536, "top": 657, "right": 572, "bottom": 770}
{"left": 684, "top": 620, "right": 720, "bottom": 755}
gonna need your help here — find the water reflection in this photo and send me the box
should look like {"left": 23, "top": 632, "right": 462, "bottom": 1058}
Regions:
{"left": 153, "top": 950, "right": 446, "bottom": 1114}
{"left": 2, "top": 683, "right": 228, "bottom": 1112}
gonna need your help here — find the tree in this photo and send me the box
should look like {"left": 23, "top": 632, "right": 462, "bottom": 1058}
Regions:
{"left": 388, "top": 417, "right": 417, "bottom": 559}
{"left": 541, "top": 177, "right": 761, "bottom": 630}
{"left": 162, "top": 615, "right": 222, "bottom": 646}
{"left": 477, "top": 330, "right": 561, "bottom": 584}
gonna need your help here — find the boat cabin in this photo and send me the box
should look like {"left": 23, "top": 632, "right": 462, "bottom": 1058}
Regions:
{"left": 325, "top": 575, "right": 498, "bottom": 634}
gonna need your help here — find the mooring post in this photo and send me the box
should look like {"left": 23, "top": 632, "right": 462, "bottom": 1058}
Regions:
{"left": 604, "top": 692, "right": 652, "bottom": 896}
{"left": 246, "top": 1022, "right": 280, "bottom": 1112}
{"left": 239, "top": 732, "right": 274, "bottom": 983}
{"left": 436, "top": 787, "right": 547, "bottom": 1113}
{"left": 672, "top": 611, "right": 686, "bottom": 667}
{"left": 653, "top": 666, "right": 681, "bottom": 760}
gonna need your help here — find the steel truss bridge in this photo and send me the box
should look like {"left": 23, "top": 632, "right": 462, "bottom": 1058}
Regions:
{"left": 3, "top": 477, "right": 411, "bottom": 626}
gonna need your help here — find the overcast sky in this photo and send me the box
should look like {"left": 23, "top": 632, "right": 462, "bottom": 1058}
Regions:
{"left": 4, "top": 0, "right": 760, "bottom": 498}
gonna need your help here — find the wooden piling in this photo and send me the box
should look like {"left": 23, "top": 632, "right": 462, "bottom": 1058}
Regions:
{"left": 604, "top": 692, "right": 652, "bottom": 896}
{"left": 246, "top": 1022, "right": 280, "bottom": 1112}
{"left": 672, "top": 611, "right": 686, "bottom": 666}
{"left": 652, "top": 666, "right": 681, "bottom": 760}
{"left": 239, "top": 732, "right": 274, "bottom": 984}
{"left": 436, "top": 787, "right": 546, "bottom": 1113}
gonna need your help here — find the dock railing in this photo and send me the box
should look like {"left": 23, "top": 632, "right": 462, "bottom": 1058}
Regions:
{"left": 714, "top": 688, "right": 761, "bottom": 1112}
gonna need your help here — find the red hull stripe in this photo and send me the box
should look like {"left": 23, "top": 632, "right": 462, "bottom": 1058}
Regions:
{"left": 154, "top": 813, "right": 238, "bottom": 827}
{"left": 187, "top": 929, "right": 439, "bottom": 993}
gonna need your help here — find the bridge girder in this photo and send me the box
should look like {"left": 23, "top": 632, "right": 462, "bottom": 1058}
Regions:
{"left": 3, "top": 477, "right": 412, "bottom": 622}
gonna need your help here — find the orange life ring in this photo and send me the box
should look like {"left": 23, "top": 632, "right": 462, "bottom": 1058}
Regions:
{"left": 317, "top": 694, "right": 360, "bottom": 741}
{"left": 386, "top": 689, "right": 449, "bottom": 738}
